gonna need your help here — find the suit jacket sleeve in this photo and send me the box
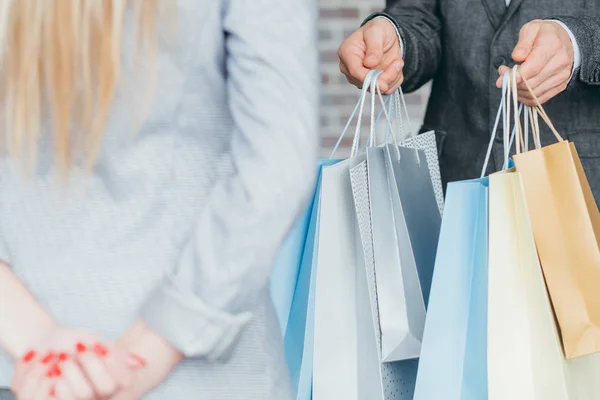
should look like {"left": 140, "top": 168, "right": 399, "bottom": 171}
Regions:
{"left": 139, "top": 0, "right": 319, "bottom": 360}
{"left": 364, "top": 0, "right": 442, "bottom": 93}
{"left": 553, "top": 16, "right": 600, "bottom": 85}
{"left": 0, "top": 237, "right": 8, "bottom": 265}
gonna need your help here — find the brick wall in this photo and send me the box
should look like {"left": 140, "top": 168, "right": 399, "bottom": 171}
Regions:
{"left": 318, "top": 0, "right": 431, "bottom": 156}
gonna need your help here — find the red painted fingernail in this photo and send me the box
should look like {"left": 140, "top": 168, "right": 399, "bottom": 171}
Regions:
{"left": 46, "top": 364, "right": 61, "bottom": 378}
{"left": 22, "top": 350, "right": 36, "bottom": 363}
{"left": 49, "top": 386, "right": 56, "bottom": 397}
{"left": 58, "top": 352, "right": 68, "bottom": 362}
{"left": 41, "top": 352, "right": 55, "bottom": 364}
{"left": 129, "top": 353, "right": 146, "bottom": 367}
{"left": 93, "top": 343, "right": 108, "bottom": 357}
{"left": 75, "top": 342, "right": 87, "bottom": 353}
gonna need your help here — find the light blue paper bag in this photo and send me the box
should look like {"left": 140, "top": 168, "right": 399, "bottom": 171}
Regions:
{"left": 283, "top": 159, "right": 339, "bottom": 400}
{"left": 270, "top": 164, "right": 320, "bottom": 334}
{"left": 413, "top": 177, "right": 489, "bottom": 400}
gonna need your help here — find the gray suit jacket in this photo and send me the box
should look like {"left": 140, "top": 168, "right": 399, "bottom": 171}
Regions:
{"left": 368, "top": 0, "right": 600, "bottom": 200}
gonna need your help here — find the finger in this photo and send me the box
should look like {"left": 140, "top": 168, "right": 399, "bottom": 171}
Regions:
{"left": 513, "top": 20, "right": 542, "bottom": 62}
{"left": 32, "top": 379, "right": 54, "bottom": 400}
{"left": 383, "top": 70, "right": 404, "bottom": 95}
{"left": 126, "top": 353, "right": 147, "bottom": 370}
{"left": 378, "top": 58, "right": 403, "bottom": 93}
{"left": 12, "top": 351, "right": 38, "bottom": 393}
{"left": 536, "top": 86, "right": 564, "bottom": 104}
{"left": 519, "top": 84, "right": 564, "bottom": 105}
{"left": 518, "top": 25, "right": 566, "bottom": 83}
{"left": 517, "top": 87, "right": 534, "bottom": 100}
{"left": 496, "top": 65, "right": 511, "bottom": 88}
{"left": 54, "top": 381, "right": 76, "bottom": 400}
{"left": 516, "top": 57, "right": 570, "bottom": 103}
{"left": 521, "top": 71, "right": 569, "bottom": 101}
{"left": 345, "top": 75, "right": 364, "bottom": 89}
{"left": 102, "top": 350, "right": 135, "bottom": 390}
{"left": 516, "top": 88, "right": 539, "bottom": 106}
{"left": 61, "top": 360, "right": 95, "bottom": 399}
{"left": 17, "top": 363, "right": 46, "bottom": 400}
{"left": 363, "top": 23, "right": 387, "bottom": 68}
{"left": 339, "top": 61, "right": 364, "bottom": 89}
{"left": 338, "top": 49, "right": 369, "bottom": 87}
{"left": 13, "top": 350, "right": 55, "bottom": 393}
{"left": 338, "top": 34, "right": 370, "bottom": 85}
{"left": 75, "top": 349, "right": 117, "bottom": 398}
{"left": 388, "top": 72, "right": 405, "bottom": 94}
{"left": 517, "top": 51, "right": 571, "bottom": 90}
{"left": 518, "top": 46, "right": 556, "bottom": 87}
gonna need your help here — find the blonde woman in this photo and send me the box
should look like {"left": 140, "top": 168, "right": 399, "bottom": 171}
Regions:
{"left": 0, "top": 0, "right": 318, "bottom": 399}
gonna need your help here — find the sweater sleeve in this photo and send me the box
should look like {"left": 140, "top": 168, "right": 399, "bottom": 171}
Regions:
{"left": 139, "top": 0, "right": 319, "bottom": 360}
{"left": 0, "top": 232, "right": 10, "bottom": 265}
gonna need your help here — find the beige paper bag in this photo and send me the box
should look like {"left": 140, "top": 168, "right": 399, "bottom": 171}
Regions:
{"left": 512, "top": 100, "right": 600, "bottom": 359}
{"left": 488, "top": 67, "right": 600, "bottom": 399}
{"left": 488, "top": 170, "right": 569, "bottom": 399}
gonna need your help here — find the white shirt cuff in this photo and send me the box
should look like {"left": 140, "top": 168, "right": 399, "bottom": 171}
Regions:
{"left": 548, "top": 20, "right": 582, "bottom": 81}
{"left": 374, "top": 16, "right": 404, "bottom": 59}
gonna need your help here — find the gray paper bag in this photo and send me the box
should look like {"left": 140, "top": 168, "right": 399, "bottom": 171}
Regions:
{"left": 366, "top": 146, "right": 426, "bottom": 362}
{"left": 401, "top": 131, "right": 444, "bottom": 215}
{"left": 350, "top": 152, "right": 419, "bottom": 399}
{"left": 385, "top": 143, "right": 442, "bottom": 309}
{"left": 350, "top": 135, "right": 442, "bottom": 365}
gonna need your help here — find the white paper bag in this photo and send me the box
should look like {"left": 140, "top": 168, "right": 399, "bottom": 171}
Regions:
{"left": 312, "top": 158, "right": 360, "bottom": 400}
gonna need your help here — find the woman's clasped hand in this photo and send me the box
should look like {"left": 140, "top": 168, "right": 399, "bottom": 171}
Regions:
{"left": 10, "top": 327, "right": 146, "bottom": 400}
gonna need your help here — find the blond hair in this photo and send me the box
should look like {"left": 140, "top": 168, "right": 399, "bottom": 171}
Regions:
{"left": 0, "top": 0, "right": 157, "bottom": 172}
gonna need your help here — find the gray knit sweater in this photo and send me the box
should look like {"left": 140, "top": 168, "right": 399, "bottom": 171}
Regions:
{"left": 0, "top": 0, "right": 319, "bottom": 398}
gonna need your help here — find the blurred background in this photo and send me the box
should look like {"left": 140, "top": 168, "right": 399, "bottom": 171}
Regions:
{"left": 318, "top": 0, "right": 431, "bottom": 156}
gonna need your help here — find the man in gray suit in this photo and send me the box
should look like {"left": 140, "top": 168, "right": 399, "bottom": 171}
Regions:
{"left": 339, "top": 0, "right": 600, "bottom": 199}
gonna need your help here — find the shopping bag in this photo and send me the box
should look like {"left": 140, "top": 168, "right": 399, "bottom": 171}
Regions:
{"left": 355, "top": 165, "right": 420, "bottom": 399}
{"left": 388, "top": 92, "right": 444, "bottom": 309}
{"left": 312, "top": 69, "right": 383, "bottom": 400}
{"left": 412, "top": 70, "right": 520, "bottom": 400}
{"left": 487, "top": 67, "right": 600, "bottom": 400}
{"left": 413, "top": 177, "right": 489, "bottom": 400}
{"left": 385, "top": 143, "right": 441, "bottom": 308}
{"left": 565, "top": 353, "right": 600, "bottom": 399}
{"left": 385, "top": 89, "right": 444, "bottom": 215}
{"left": 352, "top": 88, "right": 442, "bottom": 363}
{"left": 484, "top": 70, "right": 569, "bottom": 399}
{"left": 284, "top": 159, "right": 339, "bottom": 400}
{"left": 270, "top": 170, "right": 318, "bottom": 334}
{"left": 313, "top": 69, "right": 423, "bottom": 399}
{"left": 402, "top": 130, "right": 444, "bottom": 215}
{"left": 487, "top": 170, "right": 569, "bottom": 400}
{"left": 356, "top": 145, "right": 426, "bottom": 363}
{"left": 312, "top": 157, "right": 361, "bottom": 400}
{"left": 351, "top": 144, "right": 428, "bottom": 363}
{"left": 384, "top": 89, "right": 444, "bottom": 310}
{"left": 350, "top": 149, "right": 420, "bottom": 400}
{"left": 512, "top": 81, "right": 600, "bottom": 359}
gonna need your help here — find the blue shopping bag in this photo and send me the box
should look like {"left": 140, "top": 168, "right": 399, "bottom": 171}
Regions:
{"left": 413, "top": 177, "right": 489, "bottom": 400}
{"left": 270, "top": 159, "right": 339, "bottom": 335}
{"left": 270, "top": 188, "right": 315, "bottom": 334}
{"left": 283, "top": 159, "right": 339, "bottom": 400}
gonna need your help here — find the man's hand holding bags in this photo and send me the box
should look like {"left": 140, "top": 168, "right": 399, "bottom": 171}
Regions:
{"left": 338, "top": 18, "right": 404, "bottom": 94}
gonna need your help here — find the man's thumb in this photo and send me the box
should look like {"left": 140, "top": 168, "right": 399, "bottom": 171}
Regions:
{"left": 513, "top": 21, "right": 540, "bottom": 62}
{"left": 363, "top": 25, "right": 385, "bottom": 68}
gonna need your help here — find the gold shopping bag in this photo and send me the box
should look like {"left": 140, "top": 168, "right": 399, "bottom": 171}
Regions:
{"left": 512, "top": 67, "right": 600, "bottom": 360}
